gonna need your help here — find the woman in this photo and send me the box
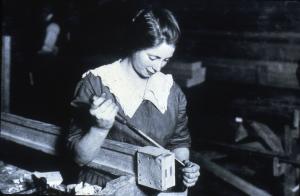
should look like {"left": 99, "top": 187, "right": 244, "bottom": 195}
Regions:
{"left": 67, "top": 8, "right": 200, "bottom": 191}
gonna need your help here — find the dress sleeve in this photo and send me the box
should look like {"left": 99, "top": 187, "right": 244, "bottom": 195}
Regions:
{"left": 166, "top": 85, "right": 191, "bottom": 150}
{"left": 66, "top": 73, "right": 104, "bottom": 151}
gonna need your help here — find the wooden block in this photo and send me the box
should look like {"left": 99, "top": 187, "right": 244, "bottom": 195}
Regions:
{"left": 137, "top": 146, "right": 175, "bottom": 191}
{"left": 163, "top": 61, "right": 203, "bottom": 78}
{"left": 163, "top": 61, "right": 206, "bottom": 88}
{"left": 175, "top": 73, "right": 206, "bottom": 88}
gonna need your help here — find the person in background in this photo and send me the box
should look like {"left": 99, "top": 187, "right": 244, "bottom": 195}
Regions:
{"left": 67, "top": 8, "right": 200, "bottom": 192}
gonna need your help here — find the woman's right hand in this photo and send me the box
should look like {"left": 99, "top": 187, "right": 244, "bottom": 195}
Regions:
{"left": 89, "top": 93, "right": 119, "bottom": 129}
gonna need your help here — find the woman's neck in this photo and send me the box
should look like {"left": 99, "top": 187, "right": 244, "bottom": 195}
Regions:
{"left": 120, "top": 58, "right": 148, "bottom": 86}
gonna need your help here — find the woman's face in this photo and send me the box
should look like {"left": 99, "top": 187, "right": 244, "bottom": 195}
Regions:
{"left": 130, "top": 42, "right": 175, "bottom": 78}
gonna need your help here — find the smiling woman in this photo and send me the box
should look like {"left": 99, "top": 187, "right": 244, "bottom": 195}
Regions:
{"left": 66, "top": 8, "right": 200, "bottom": 192}
{"left": 126, "top": 42, "right": 175, "bottom": 78}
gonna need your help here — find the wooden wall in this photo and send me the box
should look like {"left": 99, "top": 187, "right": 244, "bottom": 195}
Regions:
{"left": 158, "top": 0, "right": 300, "bottom": 140}
{"left": 166, "top": 0, "right": 300, "bottom": 88}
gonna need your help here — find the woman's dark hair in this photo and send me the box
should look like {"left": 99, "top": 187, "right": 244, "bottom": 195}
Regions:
{"left": 125, "top": 8, "right": 180, "bottom": 54}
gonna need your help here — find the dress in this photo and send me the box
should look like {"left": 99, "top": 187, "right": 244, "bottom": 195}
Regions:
{"left": 66, "top": 61, "right": 191, "bottom": 187}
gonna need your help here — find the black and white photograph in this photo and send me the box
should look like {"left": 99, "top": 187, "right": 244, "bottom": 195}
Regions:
{"left": 1, "top": 0, "right": 299, "bottom": 195}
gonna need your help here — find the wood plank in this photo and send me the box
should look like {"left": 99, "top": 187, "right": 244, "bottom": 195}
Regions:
{"left": 183, "top": 31, "right": 300, "bottom": 43}
{"left": 249, "top": 121, "right": 284, "bottom": 153}
{"left": 180, "top": 39, "right": 300, "bottom": 61}
{"left": 202, "top": 58, "right": 299, "bottom": 89}
{"left": 1, "top": 36, "right": 11, "bottom": 112}
{"left": 231, "top": 95, "right": 300, "bottom": 124}
{"left": 1, "top": 112, "right": 61, "bottom": 135}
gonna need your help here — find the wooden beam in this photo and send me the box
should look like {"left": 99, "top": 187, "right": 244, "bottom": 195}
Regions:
{"left": 0, "top": 112, "right": 137, "bottom": 176}
{"left": 1, "top": 112, "right": 61, "bottom": 155}
{"left": 249, "top": 121, "right": 284, "bottom": 154}
{"left": 1, "top": 36, "right": 11, "bottom": 112}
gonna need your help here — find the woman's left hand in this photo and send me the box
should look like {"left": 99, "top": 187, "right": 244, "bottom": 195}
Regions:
{"left": 181, "top": 160, "right": 200, "bottom": 187}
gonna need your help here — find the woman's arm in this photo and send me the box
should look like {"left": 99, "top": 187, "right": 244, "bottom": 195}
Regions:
{"left": 72, "top": 94, "right": 118, "bottom": 166}
{"left": 172, "top": 147, "right": 190, "bottom": 162}
{"left": 73, "top": 126, "right": 109, "bottom": 166}
{"left": 173, "top": 147, "right": 200, "bottom": 188}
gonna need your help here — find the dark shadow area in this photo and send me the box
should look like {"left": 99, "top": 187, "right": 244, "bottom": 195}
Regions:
{"left": 0, "top": 138, "right": 80, "bottom": 186}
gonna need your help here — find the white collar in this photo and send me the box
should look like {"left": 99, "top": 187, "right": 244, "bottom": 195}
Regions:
{"left": 82, "top": 60, "right": 173, "bottom": 118}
